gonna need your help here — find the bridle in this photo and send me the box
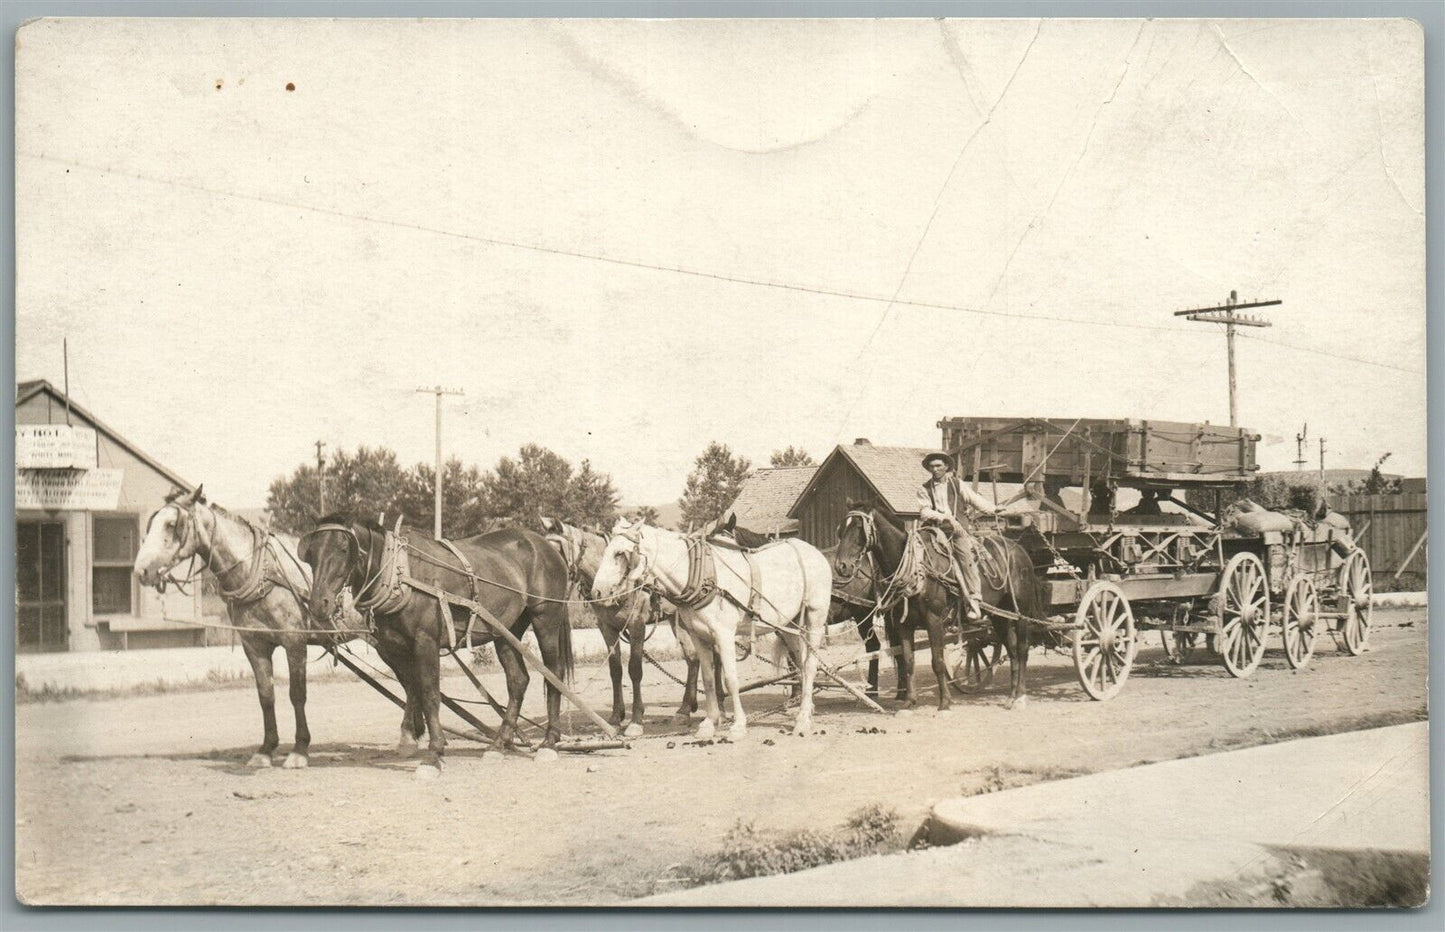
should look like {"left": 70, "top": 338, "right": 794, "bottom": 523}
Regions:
{"left": 606, "top": 524, "right": 654, "bottom": 598}
{"left": 833, "top": 510, "right": 878, "bottom": 584}
{"left": 298, "top": 522, "right": 382, "bottom": 621}
{"left": 142, "top": 501, "right": 260, "bottom": 596}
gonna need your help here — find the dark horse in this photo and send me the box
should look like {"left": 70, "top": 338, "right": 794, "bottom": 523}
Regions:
{"left": 833, "top": 503, "right": 1044, "bottom": 710}
{"left": 301, "top": 516, "right": 573, "bottom": 777}
{"left": 825, "top": 541, "right": 903, "bottom": 700}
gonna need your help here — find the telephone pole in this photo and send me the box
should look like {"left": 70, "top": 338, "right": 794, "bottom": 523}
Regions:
{"left": 416, "top": 386, "right": 464, "bottom": 538}
{"left": 1174, "top": 291, "right": 1279, "bottom": 427}
{"left": 1294, "top": 424, "right": 1308, "bottom": 471}
{"left": 1318, "top": 436, "right": 1328, "bottom": 492}
{"left": 315, "top": 441, "right": 327, "bottom": 515}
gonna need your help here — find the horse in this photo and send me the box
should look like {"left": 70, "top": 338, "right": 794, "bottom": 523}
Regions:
{"left": 300, "top": 515, "right": 573, "bottom": 778}
{"left": 539, "top": 516, "right": 658, "bottom": 737}
{"left": 133, "top": 486, "right": 340, "bottom": 769}
{"left": 540, "top": 517, "right": 750, "bottom": 728}
{"left": 826, "top": 541, "right": 903, "bottom": 700}
{"left": 833, "top": 503, "right": 1043, "bottom": 710}
{"left": 590, "top": 517, "right": 832, "bottom": 739}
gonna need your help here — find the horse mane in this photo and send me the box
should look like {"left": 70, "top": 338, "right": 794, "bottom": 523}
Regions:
{"left": 313, "top": 512, "right": 391, "bottom": 537}
{"left": 163, "top": 488, "right": 258, "bottom": 533}
{"left": 845, "top": 500, "right": 902, "bottom": 529}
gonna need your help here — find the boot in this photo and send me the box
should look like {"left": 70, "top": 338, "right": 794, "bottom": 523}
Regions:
{"left": 948, "top": 559, "right": 980, "bottom": 621}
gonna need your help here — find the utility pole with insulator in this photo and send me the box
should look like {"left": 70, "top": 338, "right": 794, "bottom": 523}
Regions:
{"left": 1294, "top": 423, "right": 1308, "bottom": 471}
{"left": 1174, "top": 290, "right": 1280, "bottom": 427}
{"left": 416, "top": 386, "right": 465, "bottom": 538}
{"left": 315, "top": 441, "right": 327, "bottom": 516}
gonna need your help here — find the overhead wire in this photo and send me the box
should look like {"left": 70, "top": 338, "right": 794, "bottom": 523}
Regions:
{"left": 19, "top": 150, "right": 1418, "bottom": 375}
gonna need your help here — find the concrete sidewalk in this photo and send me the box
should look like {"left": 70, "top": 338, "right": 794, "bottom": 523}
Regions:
{"left": 642, "top": 723, "right": 1429, "bottom": 907}
{"left": 16, "top": 626, "right": 682, "bottom": 694}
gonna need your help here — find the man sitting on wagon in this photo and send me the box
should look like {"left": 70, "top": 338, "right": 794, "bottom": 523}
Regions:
{"left": 917, "top": 452, "right": 1003, "bottom": 622}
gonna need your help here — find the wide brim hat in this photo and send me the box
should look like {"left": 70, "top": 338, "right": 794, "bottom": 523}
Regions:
{"left": 921, "top": 452, "right": 954, "bottom": 470}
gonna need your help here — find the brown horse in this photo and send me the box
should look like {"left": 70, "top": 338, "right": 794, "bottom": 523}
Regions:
{"left": 826, "top": 541, "right": 903, "bottom": 700}
{"left": 134, "top": 487, "right": 346, "bottom": 769}
{"left": 301, "top": 516, "right": 573, "bottom": 778}
{"left": 833, "top": 503, "right": 1043, "bottom": 710}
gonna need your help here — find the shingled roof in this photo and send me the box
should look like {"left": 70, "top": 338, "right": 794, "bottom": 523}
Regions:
{"left": 725, "top": 466, "right": 817, "bottom": 534}
{"left": 779, "top": 444, "right": 941, "bottom": 517}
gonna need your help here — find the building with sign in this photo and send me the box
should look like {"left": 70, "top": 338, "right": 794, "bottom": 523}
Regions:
{"left": 16, "top": 380, "right": 204, "bottom": 652}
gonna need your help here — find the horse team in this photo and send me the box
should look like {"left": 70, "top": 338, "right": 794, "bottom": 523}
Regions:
{"left": 133, "top": 488, "right": 1039, "bottom": 779}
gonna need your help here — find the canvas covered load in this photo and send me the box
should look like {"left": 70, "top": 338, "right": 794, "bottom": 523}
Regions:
{"left": 1226, "top": 499, "right": 1357, "bottom": 551}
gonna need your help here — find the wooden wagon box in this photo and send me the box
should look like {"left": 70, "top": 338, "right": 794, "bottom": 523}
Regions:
{"left": 937, "top": 416, "right": 1260, "bottom": 486}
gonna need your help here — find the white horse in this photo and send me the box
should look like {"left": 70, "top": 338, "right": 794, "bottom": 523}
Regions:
{"left": 591, "top": 517, "right": 832, "bottom": 739}
{"left": 134, "top": 487, "right": 336, "bottom": 769}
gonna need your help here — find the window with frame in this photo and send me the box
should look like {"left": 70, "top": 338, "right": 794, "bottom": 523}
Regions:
{"left": 93, "top": 516, "right": 138, "bottom": 614}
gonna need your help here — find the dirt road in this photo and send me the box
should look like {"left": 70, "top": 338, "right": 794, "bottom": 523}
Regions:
{"left": 15, "top": 608, "right": 1428, "bottom": 906}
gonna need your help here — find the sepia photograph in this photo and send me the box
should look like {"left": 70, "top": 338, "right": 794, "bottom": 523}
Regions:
{"left": 12, "top": 13, "right": 1430, "bottom": 909}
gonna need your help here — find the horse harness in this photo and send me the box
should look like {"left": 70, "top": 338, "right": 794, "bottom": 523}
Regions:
{"left": 543, "top": 525, "right": 583, "bottom": 593}
{"left": 645, "top": 532, "right": 817, "bottom": 659}
{"left": 313, "top": 521, "right": 493, "bottom": 654}
{"left": 155, "top": 503, "right": 317, "bottom": 626}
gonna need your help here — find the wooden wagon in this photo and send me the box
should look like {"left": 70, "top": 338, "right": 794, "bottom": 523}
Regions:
{"left": 939, "top": 417, "right": 1374, "bottom": 700}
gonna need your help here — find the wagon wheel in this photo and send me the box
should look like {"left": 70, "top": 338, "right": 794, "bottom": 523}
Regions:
{"left": 1338, "top": 550, "right": 1373, "bottom": 656}
{"left": 1280, "top": 575, "right": 1321, "bottom": 670}
{"left": 951, "top": 640, "right": 1003, "bottom": 693}
{"left": 1217, "top": 552, "right": 1270, "bottom": 678}
{"left": 1161, "top": 630, "right": 1200, "bottom": 665}
{"left": 1071, "top": 581, "right": 1136, "bottom": 701}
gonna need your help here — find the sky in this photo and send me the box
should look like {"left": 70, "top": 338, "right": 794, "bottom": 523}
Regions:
{"left": 15, "top": 17, "right": 1427, "bottom": 507}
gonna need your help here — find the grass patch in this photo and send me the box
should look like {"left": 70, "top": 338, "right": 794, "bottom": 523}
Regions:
{"left": 14, "top": 665, "right": 360, "bottom": 705}
{"left": 666, "top": 805, "right": 904, "bottom": 889}
{"left": 958, "top": 764, "right": 1089, "bottom": 798}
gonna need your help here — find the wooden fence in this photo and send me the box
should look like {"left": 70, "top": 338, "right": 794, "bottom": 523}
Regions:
{"left": 1328, "top": 493, "right": 1428, "bottom": 583}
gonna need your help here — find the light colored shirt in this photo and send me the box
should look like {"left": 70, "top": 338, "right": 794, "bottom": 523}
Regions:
{"left": 917, "top": 476, "right": 996, "bottom": 523}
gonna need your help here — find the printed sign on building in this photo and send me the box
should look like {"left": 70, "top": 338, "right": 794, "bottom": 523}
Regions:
{"left": 16, "top": 469, "right": 124, "bottom": 510}
{"left": 16, "top": 425, "right": 100, "bottom": 469}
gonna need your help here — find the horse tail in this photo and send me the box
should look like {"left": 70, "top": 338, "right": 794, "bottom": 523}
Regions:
{"left": 557, "top": 597, "right": 575, "bottom": 682}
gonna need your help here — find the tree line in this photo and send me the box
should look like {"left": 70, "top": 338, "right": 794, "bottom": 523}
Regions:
{"left": 265, "top": 441, "right": 817, "bottom": 537}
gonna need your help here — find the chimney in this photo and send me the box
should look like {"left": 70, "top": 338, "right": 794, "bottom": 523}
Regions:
{"left": 853, "top": 438, "right": 872, "bottom": 445}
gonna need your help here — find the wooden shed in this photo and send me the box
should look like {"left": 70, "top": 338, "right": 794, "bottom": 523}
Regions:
{"left": 786, "top": 440, "right": 938, "bottom": 550}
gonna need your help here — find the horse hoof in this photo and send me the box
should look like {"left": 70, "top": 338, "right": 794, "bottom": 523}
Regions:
{"left": 623, "top": 722, "right": 645, "bottom": 738}
{"left": 792, "top": 721, "right": 812, "bottom": 737}
{"left": 281, "top": 753, "right": 309, "bottom": 769}
{"left": 482, "top": 750, "right": 505, "bottom": 764}
{"left": 728, "top": 723, "right": 748, "bottom": 740}
{"left": 937, "top": 707, "right": 954, "bottom": 716}
{"left": 671, "top": 712, "right": 693, "bottom": 725}
{"left": 695, "top": 719, "right": 716, "bottom": 740}
{"left": 895, "top": 709, "right": 913, "bottom": 718}
{"left": 534, "top": 748, "right": 559, "bottom": 764}
{"left": 247, "top": 753, "right": 273, "bottom": 768}
{"left": 415, "top": 763, "right": 442, "bottom": 781}
{"left": 1007, "top": 696, "right": 1029, "bottom": 711}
